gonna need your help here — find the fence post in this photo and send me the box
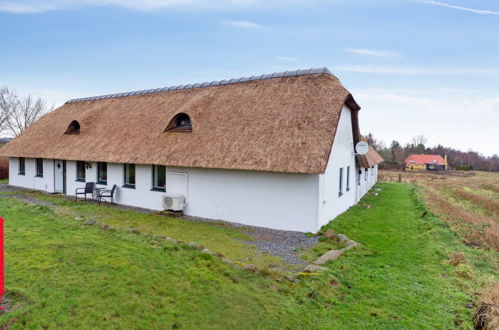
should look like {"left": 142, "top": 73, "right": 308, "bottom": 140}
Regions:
{"left": 398, "top": 173, "right": 402, "bottom": 183}
{"left": 0, "top": 217, "right": 3, "bottom": 310}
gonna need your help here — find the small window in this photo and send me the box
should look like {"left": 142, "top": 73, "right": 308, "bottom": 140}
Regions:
{"left": 19, "top": 157, "right": 25, "bottom": 175}
{"left": 65, "top": 120, "right": 80, "bottom": 134}
{"left": 364, "top": 168, "right": 368, "bottom": 181}
{"left": 152, "top": 165, "right": 166, "bottom": 191}
{"left": 346, "top": 166, "right": 350, "bottom": 192}
{"left": 339, "top": 167, "right": 343, "bottom": 197}
{"left": 35, "top": 158, "right": 43, "bottom": 177}
{"left": 76, "top": 161, "right": 86, "bottom": 181}
{"left": 371, "top": 166, "right": 374, "bottom": 176}
{"left": 124, "top": 164, "right": 136, "bottom": 188}
{"left": 165, "top": 113, "right": 192, "bottom": 132}
{"left": 97, "top": 162, "right": 107, "bottom": 184}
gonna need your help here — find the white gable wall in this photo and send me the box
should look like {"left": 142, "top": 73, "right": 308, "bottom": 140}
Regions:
{"left": 317, "top": 105, "right": 357, "bottom": 228}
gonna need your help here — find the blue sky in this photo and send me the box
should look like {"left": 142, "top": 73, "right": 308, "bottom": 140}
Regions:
{"left": 0, "top": 0, "right": 498, "bottom": 155}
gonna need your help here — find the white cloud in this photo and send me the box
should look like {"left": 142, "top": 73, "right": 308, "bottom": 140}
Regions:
{"left": 0, "top": 0, "right": 316, "bottom": 13}
{"left": 0, "top": 0, "right": 195, "bottom": 13}
{"left": 334, "top": 65, "right": 499, "bottom": 76}
{"left": 343, "top": 48, "right": 402, "bottom": 58}
{"left": 418, "top": 0, "right": 499, "bottom": 16}
{"left": 222, "top": 19, "right": 264, "bottom": 29}
{"left": 275, "top": 56, "right": 299, "bottom": 62}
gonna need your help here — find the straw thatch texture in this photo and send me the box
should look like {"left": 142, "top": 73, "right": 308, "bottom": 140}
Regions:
{"left": 0, "top": 73, "right": 358, "bottom": 174}
{"left": 357, "top": 135, "right": 384, "bottom": 168}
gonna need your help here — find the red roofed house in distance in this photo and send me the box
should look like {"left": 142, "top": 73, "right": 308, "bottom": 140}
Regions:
{"left": 404, "top": 154, "right": 448, "bottom": 171}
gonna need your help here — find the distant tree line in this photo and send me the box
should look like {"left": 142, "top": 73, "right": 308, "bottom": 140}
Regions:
{"left": 0, "top": 86, "right": 53, "bottom": 137}
{"left": 366, "top": 133, "right": 499, "bottom": 172}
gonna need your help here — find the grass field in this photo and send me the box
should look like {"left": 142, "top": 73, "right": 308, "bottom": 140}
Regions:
{"left": 0, "top": 182, "right": 497, "bottom": 328}
{"left": 379, "top": 170, "right": 499, "bottom": 328}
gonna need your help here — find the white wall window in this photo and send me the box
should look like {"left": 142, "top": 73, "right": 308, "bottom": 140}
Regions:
{"left": 97, "top": 162, "right": 107, "bottom": 184}
{"left": 152, "top": 165, "right": 166, "bottom": 191}
{"left": 357, "top": 169, "right": 361, "bottom": 186}
{"left": 364, "top": 168, "right": 368, "bottom": 181}
{"left": 19, "top": 157, "right": 25, "bottom": 175}
{"left": 76, "top": 161, "right": 86, "bottom": 182}
{"left": 124, "top": 164, "right": 136, "bottom": 188}
{"left": 338, "top": 167, "right": 343, "bottom": 197}
{"left": 346, "top": 166, "right": 350, "bottom": 191}
{"left": 371, "top": 166, "right": 374, "bottom": 176}
{"left": 35, "top": 158, "right": 43, "bottom": 177}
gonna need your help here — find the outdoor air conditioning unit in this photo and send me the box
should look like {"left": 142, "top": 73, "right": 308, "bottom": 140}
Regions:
{"left": 162, "top": 194, "right": 186, "bottom": 211}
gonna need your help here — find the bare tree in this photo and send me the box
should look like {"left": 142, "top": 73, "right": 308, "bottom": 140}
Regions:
{"left": 410, "top": 135, "right": 427, "bottom": 148}
{"left": 0, "top": 87, "right": 17, "bottom": 132}
{"left": 0, "top": 87, "right": 53, "bottom": 137}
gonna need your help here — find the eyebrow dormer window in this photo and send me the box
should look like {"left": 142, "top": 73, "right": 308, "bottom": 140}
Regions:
{"left": 165, "top": 113, "right": 192, "bottom": 132}
{"left": 65, "top": 120, "right": 80, "bottom": 134}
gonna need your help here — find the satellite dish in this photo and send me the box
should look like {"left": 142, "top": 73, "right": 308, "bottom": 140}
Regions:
{"left": 355, "top": 141, "right": 369, "bottom": 155}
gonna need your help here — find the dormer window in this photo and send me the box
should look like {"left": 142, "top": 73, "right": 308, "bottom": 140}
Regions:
{"left": 65, "top": 120, "right": 80, "bottom": 134}
{"left": 165, "top": 113, "right": 192, "bottom": 132}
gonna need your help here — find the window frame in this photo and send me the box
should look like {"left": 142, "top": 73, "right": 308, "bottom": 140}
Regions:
{"left": 97, "top": 162, "right": 107, "bottom": 185}
{"left": 364, "top": 168, "right": 368, "bottom": 181}
{"left": 346, "top": 166, "right": 350, "bottom": 192}
{"left": 123, "top": 163, "right": 136, "bottom": 189}
{"left": 358, "top": 169, "right": 362, "bottom": 186}
{"left": 371, "top": 166, "right": 375, "bottom": 176}
{"left": 151, "top": 165, "right": 166, "bottom": 192}
{"left": 76, "top": 161, "right": 86, "bottom": 182}
{"left": 338, "top": 167, "right": 343, "bottom": 197}
{"left": 35, "top": 158, "right": 43, "bottom": 177}
{"left": 18, "top": 157, "right": 25, "bottom": 175}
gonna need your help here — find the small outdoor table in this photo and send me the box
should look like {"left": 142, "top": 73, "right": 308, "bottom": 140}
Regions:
{"left": 92, "top": 187, "right": 104, "bottom": 202}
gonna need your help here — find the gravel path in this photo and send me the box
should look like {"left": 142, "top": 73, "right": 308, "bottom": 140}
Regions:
{"left": 243, "top": 226, "right": 319, "bottom": 265}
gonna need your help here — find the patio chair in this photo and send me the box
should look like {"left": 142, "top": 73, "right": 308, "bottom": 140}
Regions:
{"left": 98, "top": 184, "right": 117, "bottom": 204}
{"left": 75, "top": 182, "right": 95, "bottom": 201}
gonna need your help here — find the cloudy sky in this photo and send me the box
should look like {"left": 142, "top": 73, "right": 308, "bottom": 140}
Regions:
{"left": 0, "top": 0, "right": 498, "bottom": 155}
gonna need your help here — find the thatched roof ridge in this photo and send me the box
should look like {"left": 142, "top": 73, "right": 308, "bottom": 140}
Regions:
{"left": 66, "top": 67, "right": 337, "bottom": 104}
{"left": 0, "top": 69, "right": 362, "bottom": 174}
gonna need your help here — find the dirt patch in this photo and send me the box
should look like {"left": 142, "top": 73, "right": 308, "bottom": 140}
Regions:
{"left": 474, "top": 284, "right": 499, "bottom": 330}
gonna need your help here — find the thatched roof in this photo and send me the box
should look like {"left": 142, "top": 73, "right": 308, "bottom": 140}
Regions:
{"left": 0, "top": 68, "right": 363, "bottom": 174}
{"left": 357, "top": 136, "right": 384, "bottom": 168}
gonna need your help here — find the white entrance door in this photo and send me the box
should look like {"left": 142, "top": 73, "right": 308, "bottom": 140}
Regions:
{"left": 54, "top": 160, "right": 65, "bottom": 193}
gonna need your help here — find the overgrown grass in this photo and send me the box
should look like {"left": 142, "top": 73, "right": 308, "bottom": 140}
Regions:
{"left": 0, "top": 183, "right": 496, "bottom": 328}
{"left": 21, "top": 192, "right": 285, "bottom": 269}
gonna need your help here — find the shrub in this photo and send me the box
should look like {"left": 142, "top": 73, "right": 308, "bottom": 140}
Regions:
{"left": 0, "top": 157, "right": 8, "bottom": 179}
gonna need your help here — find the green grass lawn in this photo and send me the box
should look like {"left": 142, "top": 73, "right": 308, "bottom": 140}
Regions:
{"left": 0, "top": 183, "right": 496, "bottom": 329}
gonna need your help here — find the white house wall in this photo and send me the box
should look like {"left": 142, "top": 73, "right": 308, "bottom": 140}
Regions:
{"left": 181, "top": 167, "right": 319, "bottom": 232}
{"left": 9, "top": 158, "right": 55, "bottom": 193}
{"left": 317, "top": 106, "right": 357, "bottom": 228}
{"left": 10, "top": 158, "right": 320, "bottom": 232}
